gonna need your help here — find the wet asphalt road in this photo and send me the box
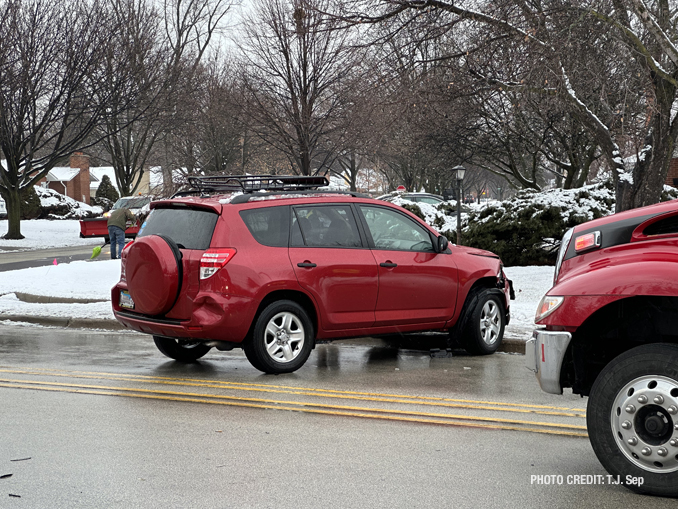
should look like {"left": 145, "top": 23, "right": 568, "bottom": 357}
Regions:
{"left": 0, "top": 245, "right": 101, "bottom": 272}
{"left": 0, "top": 325, "right": 675, "bottom": 508}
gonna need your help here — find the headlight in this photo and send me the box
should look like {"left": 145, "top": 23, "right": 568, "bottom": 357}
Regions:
{"left": 535, "top": 296, "right": 564, "bottom": 322}
{"left": 553, "top": 228, "right": 573, "bottom": 284}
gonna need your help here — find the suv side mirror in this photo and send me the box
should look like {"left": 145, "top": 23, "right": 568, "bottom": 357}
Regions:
{"left": 437, "top": 235, "right": 449, "bottom": 253}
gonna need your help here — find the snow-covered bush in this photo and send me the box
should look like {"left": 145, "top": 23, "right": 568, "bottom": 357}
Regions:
{"left": 35, "top": 186, "right": 103, "bottom": 219}
{"left": 461, "top": 182, "right": 616, "bottom": 266}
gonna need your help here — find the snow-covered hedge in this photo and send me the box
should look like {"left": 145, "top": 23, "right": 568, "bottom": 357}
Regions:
{"left": 387, "top": 183, "right": 621, "bottom": 265}
{"left": 35, "top": 187, "right": 102, "bottom": 219}
{"left": 460, "top": 182, "right": 616, "bottom": 265}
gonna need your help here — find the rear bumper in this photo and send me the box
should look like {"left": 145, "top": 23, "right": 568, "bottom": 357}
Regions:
{"left": 525, "top": 328, "right": 572, "bottom": 395}
{"left": 112, "top": 286, "right": 255, "bottom": 343}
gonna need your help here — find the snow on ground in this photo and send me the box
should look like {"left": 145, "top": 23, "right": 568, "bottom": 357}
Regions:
{"left": 0, "top": 219, "right": 102, "bottom": 252}
{"left": 0, "top": 259, "right": 120, "bottom": 300}
{"left": 504, "top": 266, "right": 553, "bottom": 331}
{"left": 0, "top": 255, "right": 553, "bottom": 338}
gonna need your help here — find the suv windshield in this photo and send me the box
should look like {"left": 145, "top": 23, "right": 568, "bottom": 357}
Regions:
{"left": 137, "top": 207, "right": 218, "bottom": 250}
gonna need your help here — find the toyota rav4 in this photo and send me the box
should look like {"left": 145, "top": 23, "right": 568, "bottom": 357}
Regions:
{"left": 112, "top": 175, "right": 513, "bottom": 375}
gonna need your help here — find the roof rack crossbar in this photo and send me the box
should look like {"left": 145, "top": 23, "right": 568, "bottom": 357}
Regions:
{"left": 186, "top": 175, "right": 329, "bottom": 193}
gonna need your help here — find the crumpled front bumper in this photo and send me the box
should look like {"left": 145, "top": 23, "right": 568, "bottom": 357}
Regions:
{"left": 525, "top": 328, "right": 572, "bottom": 395}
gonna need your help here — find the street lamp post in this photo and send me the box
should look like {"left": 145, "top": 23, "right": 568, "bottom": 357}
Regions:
{"left": 452, "top": 165, "right": 466, "bottom": 245}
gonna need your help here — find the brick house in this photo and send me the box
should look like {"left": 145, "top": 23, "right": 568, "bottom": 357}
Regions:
{"left": 667, "top": 156, "right": 678, "bottom": 187}
{"left": 42, "top": 152, "right": 91, "bottom": 204}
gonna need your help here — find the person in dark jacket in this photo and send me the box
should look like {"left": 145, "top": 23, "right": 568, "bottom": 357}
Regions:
{"left": 107, "top": 208, "right": 135, "bottom": 259}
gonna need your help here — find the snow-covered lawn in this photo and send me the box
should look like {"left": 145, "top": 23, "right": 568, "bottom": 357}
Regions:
{"left": 0, "top": 256, "right": 552, "bottom": 339}
{"left": 0, "top": 219, "right": 102, "bottom": 252}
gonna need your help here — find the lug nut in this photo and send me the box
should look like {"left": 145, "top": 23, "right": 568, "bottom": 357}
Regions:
{"left": 638, "top": 395, "right": 648, "bottom": 404}
{"left": 670, "top": 439, "right": 678, "bottom": 447}
{"left": 625, "top": 404, "right": 636, "bottom": 414}
{"left": 628, "top": 437, "right": 638, "bottom": 446}
{"left": 621, "top": 420, "right": 632, "bottom": 430}
{"left": 658, "top": 447, "right": 669, "bottom": 457}
{"left": 654, "top": 395, "right": 665, "bottom": 404}
{"left": 668, "top": 405, "right": 678, "bottom": 415}
{"left": 641, "top": 447, "right": 652, "bottom": 456}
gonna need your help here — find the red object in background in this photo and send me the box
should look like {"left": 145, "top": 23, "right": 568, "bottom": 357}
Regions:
{"left": 79, "top": 217, "right": 140, "bottom": 240}
{"left": 396, "top": 185, "right": 406, "bottom": 191}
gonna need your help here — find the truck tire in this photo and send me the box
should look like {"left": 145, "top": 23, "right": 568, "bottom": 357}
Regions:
{"left": 460, "top": 288, "right": 505, "bottom": 355}
{"left": 244, "top": 300, "right": 313, "bottom": 374}
{"left": 153, "top": 336, "right": 211, "bottom": 362}
{"left": 588, "top": 343, "right": 678, "bottom": 497}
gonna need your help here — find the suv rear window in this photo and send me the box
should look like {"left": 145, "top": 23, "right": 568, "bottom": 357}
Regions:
{"left": 240, "top": 206, "right": 290, "bottom": 247}
{"left": 138, "top": 207, "right": 218, "bottom": 250}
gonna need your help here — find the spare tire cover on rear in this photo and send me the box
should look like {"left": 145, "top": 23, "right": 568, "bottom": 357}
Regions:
{"left": 125, "top": 235, "right": 182, "bottom": 316}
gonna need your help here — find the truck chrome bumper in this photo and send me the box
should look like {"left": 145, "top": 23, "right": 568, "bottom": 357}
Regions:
{"left": 525, "top": 329, "right": 572, "bottom": 395}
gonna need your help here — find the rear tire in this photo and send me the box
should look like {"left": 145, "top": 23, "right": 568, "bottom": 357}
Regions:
{"left": 153, "top": 336, "right": 211, "bottom": 362}
{"left": 461, "top": 288, "right": 505, "bottom": 355}
{"left": 244, "top": 300, "right": 314, "bottom": 374}
{"left": 588, "top": 343, "right": 678, "bottom": 497}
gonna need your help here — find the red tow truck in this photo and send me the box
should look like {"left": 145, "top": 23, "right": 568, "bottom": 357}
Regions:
{"left": 79, "top": 196, "right": 152, "bottom": 243}
{"left": 527, "top": 199, "right": 678, "bottom": 497}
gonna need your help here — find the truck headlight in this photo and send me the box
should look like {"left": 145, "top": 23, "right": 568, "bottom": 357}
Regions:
{"left": 535, "top": 296, "right": 564, "bottom": 322}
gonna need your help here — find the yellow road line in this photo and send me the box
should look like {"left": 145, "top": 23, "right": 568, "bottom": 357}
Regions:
{"left": 0, "top": 366, "right": 587, "bottom": 415}
{"left": 0, "top": 381, "right": 588, "bottom": 437}
{"left": 0, "top": 378, "right": 587, "bottom": 433}
{"left": 0, "top": 369, "right": 585, "bottom": 418}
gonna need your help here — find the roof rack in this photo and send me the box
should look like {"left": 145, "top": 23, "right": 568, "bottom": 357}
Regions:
{"left": 186, "top": 175, "right": 330, "bottom": 194}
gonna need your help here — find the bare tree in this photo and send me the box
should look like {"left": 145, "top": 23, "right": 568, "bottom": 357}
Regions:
{"left": 0, "top": 0, "right": 133, "bottom": 239}
{"left": 240, "top": 0, "right": 359, "bottom": 176}
{"left": 334, "top": 0, "right": 678, "bottom": 212}
{"left": 95, "top": 0, "right": 234, "bottom": 197}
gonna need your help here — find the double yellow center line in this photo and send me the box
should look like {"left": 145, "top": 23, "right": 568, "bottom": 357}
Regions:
{"left": 0, "top": 367, "right": 588, "bottom": 437}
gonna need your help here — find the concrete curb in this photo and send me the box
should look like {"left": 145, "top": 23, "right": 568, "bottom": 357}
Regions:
{"left": 0, "top": 313, "right": 527, "bottom": 354}
{"left": 498, "top": 338, "right": 525, "bottom": 355}
{"left": 14, "top": 292, "right": 108, "bottom": 305}
{"left": 0, "top": 314, "right": 126, "bottom": 330}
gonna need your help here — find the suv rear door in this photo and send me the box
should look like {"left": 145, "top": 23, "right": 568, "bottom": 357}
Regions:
{"left": 289, "top": 204, "right": 378, "bottom": 330}
{"left": 135, "top": 204, "right": 219, "bottom": 319}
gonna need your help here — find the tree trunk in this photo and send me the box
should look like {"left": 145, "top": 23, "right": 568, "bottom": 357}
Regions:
{"left": 617, "top": 79, "right": 677, "bottom": 212}
{"left": 2, "top": 187, "right": 24, "bottom": 240}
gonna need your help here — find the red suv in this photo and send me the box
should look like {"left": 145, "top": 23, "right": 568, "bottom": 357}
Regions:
{"left": 112, "top": 176, "right": 513, "bottom": 374}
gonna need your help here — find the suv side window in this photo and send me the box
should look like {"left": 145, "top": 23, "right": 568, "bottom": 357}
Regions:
{"left": 291, "top": 205, "right": 362, "bottom": 248}
{"left": 240, "top": 206, "right": 290, "bottom": 247}
{"left": 359, "top": 205, "right": 434, "bottom": 252}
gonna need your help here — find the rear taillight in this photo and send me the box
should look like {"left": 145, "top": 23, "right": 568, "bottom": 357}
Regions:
{"left": 574, "top": 231, "right": 601, "bottom": 252}
{"left": 120, "top": 241, "right": 133, "bottom": 282}
{"left": 200, "top": 248, "right": 237, "bottom": 279}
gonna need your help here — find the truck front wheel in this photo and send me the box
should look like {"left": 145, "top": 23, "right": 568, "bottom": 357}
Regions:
{"left": 588, "top": 343, "right": 678, "bottom": 497}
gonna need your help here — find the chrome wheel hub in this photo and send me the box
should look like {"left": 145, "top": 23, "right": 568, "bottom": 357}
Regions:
{"left": 264, "top": 312, "right": 305, "bottom": 363}
{"left": 612, "top": 375, "right": 678, "bottom": 473}
{"left": 479, "top": 300, "right": 501, "bottom": 346}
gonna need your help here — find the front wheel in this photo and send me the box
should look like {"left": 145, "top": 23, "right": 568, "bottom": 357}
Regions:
{"left": 461, "top": 288, "right": 505, "bottom": 355}
{"left": 244, "top": 300, "right": 314, "bottom": 374}
{"left": 588, "top": 343, "right": 678, "bottom": 497}
{"left": 153, "top": 336, "right": 212, "bottom": 362}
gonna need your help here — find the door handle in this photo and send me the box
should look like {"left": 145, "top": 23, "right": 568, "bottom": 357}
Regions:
{"left": 380, "top": 262, "right": 397, "bottom": 268}
{"left": 297, "top": 262, "right": 317, "bottom": 268}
